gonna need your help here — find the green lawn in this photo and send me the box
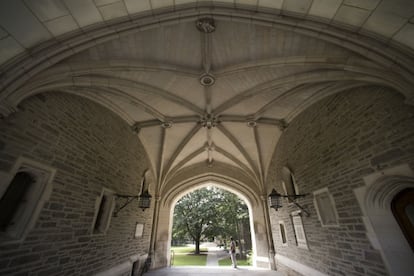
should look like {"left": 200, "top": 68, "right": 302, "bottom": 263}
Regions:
{"left": 171, "top": 246, "right": 195, "bottom": 253}
{"left": 172, "top": 253, "right": 207, "bottom": 266}
{"left": 171, "top": 246, "right": 208, "bottom": 266}
{"left": 170, "top": 246, "right": 251, "bottom": 267}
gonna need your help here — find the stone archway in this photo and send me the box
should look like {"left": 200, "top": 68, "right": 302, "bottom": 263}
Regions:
{"left": 150, "top": 174, "right": 274, "bottom": 270}
{"left": 168, "top": 184, "right": 255, "bottom": 264}
{"left": 355, "top": 164, "right": 414, "bottom": 276}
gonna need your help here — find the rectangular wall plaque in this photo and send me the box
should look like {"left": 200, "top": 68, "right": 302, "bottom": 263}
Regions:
{"left": 135, "top": 223, "right": 144, "bottom": 238}
{"left": 313, "top": 187, "right": 339, "bottom": 227}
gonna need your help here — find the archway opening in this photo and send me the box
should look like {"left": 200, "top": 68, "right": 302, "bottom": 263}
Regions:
{"left": 391, "top": 188, "right": 414, "bottom": 251}
{"left": 169, "top": 183, "right": 256, "bottom": 267}
{"left": 355, "top": 166, "right": 414, "bottom": 276}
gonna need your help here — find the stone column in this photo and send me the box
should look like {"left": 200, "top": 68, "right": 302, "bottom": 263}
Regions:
{"left": 250, "top": 200, "right": 274, "bottom": 269}
{"left": 151, "top": 202, "right": 171, "bottom": 269}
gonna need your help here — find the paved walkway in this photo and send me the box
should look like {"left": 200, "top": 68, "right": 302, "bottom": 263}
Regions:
{"left": 143, "top": 243, "right": 283, "bottom": 276}
{"left": 206, "top": 250, "right": 219, "bottom": 266}
{"left": 204, "top": 242, "right": 227, "bottom": 266}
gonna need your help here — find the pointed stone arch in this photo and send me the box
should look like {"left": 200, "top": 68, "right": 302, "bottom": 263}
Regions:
{"left": 354, "top": 164, "right": 414, "bottom": 276}
{"left": 150, "top": 173, "right": 274, "bottom": 270}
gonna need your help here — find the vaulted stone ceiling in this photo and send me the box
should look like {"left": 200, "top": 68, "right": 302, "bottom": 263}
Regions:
{"left": 1, "top": 1, "right": 414, "bottom": 196}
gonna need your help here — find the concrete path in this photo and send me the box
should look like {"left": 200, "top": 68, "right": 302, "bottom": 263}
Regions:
{"left": 204, "top": 242, "right": 224, "bottom": 266}
{"left": 206, "top": 250, "right": 219, "bottom": 266}
{"left": 143, "top": 242, "right": 283, "bottom": 275}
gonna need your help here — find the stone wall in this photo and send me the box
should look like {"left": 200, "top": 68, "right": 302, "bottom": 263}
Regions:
{"left": 0, "top": 93, "right": 153, "bottom": 276}
{"left": 267, "top": 87, "right": 414, "bottom": 276}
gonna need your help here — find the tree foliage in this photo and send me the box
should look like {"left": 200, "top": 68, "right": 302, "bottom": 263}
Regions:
{"left": 172, "top": 186, "right": 249, "bottom": 254}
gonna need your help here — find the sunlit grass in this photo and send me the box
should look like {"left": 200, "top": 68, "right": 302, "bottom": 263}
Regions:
{"left": 171, "top": 246, "right": 195, "bottom": 254}
{"left": 172, "top": 253, "right": 207, "bottom": 266}
{"left": 171, "top": 245, "right": 208, "bottom": 266}
{"left": 171, "top": 245, "right": 208, "bottom": 253}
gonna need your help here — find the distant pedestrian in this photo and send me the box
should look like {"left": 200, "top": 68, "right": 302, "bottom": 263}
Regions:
{"left": 229, "top": 237, "right": 237, "bottom": 268}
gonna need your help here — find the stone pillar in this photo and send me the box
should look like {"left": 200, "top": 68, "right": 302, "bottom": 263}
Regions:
{"left": 250, "top": 201, "right": 273, "bottom": 269}
{"left": 151, "top": 203, "right": 171, "bottom": 269}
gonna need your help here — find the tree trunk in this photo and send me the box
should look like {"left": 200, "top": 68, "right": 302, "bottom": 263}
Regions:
{"left": 237, "top": 221, "right": 244, "bottom": 258}
{"left": 235, "top": 220, "right": 245, "bottom": 259}
{"left": 195, "top": 239, "right": 200, "bottom": 255}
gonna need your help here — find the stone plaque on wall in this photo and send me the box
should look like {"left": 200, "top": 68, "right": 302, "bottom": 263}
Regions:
{"left": 135, "top": 223, "right": 144, "bottom": 238}
{"left": 313, "top": 188, "right": 339, "bottom": 227}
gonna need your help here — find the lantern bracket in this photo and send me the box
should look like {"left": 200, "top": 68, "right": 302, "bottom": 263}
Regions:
{"left": 113, "top": 194, "right": 139, "bottom": 217}
{"left": 268, "top": 188, "right": 310, "bottom": 217}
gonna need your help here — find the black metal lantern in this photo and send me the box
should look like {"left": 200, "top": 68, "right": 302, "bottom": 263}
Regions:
{"left": 268, "top": 189, "right": 283, "bottom": 210}
{"left": 268, "top": 188, "right": 310, "bottom": 216}
{"left": 138, "top": 189, "right": 152, "bottom": 211}
{"left": 113, "top": 170, "right": 152, "bottom": 216}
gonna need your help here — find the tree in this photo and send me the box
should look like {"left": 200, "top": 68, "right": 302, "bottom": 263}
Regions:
{"left": 216, "top": 190, "right": 250, "bottom": 257}
{"left": 172, "top": 186, "right": 250, "bottom": 255}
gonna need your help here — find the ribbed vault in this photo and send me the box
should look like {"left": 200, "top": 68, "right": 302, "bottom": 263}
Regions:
{"left": 1, "top": 6, "right": 414, "bottom": 198}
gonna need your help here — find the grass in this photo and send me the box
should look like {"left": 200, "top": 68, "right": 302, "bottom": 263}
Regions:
{"left": 171, "top": 246, "right": 195, "bottom": 253}
{"left": 171, "top": 245, "right": 208, "bottom": 266}
{"left": 172, "top": 253, "right": 207, "bottom": 266}
{"left": 170, "top": 245, "right": 252, "bottom": 267}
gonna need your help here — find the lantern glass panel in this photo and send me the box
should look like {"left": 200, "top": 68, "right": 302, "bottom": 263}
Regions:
{"left": 268, "top": 189, "right": 282, "bottom": 210}
{"left": 138, "top": 190, "right": 152, "bottom": 210}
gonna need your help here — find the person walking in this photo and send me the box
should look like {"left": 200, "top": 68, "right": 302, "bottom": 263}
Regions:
{"left": 229, "top": 237, "right": 237, "bottom": 268}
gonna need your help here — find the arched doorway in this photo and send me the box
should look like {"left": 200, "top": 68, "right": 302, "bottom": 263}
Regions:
{"left": 170, "top": 185, "right": 253, "bottom": 264}
{"left": 150, "top": 174, "right": 275, "bottom": 270}
{"left": 391, "top": 188, "right": 414, "bottom": 251}
{"left": 355, "top": 164, "right": 414, "bottom": 276}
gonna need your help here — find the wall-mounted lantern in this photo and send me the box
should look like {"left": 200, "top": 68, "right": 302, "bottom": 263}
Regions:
{"left": 268, "top": 188, "right": 310, "bottom": 216}
{"left": 138, "top": 189, "right": 152, "bottom": 211}
{"left": 113, "top": 171, "right": 151, "bottom": 216}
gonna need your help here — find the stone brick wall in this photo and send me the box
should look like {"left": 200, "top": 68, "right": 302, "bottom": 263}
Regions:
{"left": 0, "top": 93, "right": 153, "bottom": 276}
{"left": 267, "top": 87, "right": 414, "bottom": 276}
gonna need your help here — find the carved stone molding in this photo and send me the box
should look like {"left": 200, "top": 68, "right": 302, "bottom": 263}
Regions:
{"left": 365, "top": 175, "right": 414, "bottom": 210}
{"left": 355, "top": 164, "right": 414, "bottom": 276}
{"left": 161, "top": 121, "right": 173, "bottom": 129}
{"left": 199, "top": 113, "right": 220, "bottom": 129}
{"left": 131, "top": 123, "right": 141, "bottom": 134}
{"left": 199, "top": 73, "right": 215, "bottom": 86}
{"left": 247, "top": 120, "right": 257, "bottom": 128}
{"left": 196, "top": 18, "right": 216, "bottom": 33}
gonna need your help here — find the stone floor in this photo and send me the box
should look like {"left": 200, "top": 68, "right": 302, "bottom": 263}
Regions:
{"left": 142, "top": 266, "right": 283, "bottom": 276}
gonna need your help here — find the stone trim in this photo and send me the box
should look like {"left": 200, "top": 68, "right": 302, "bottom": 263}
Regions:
{"left": 278, "top": 220, "right": 288, "bottom": 246}
{"left": 275, "top": 254, "right": 328, "bottom": 276}
{"left": 0, "top": 156, "right": 56, "bottom": 244}
{"left": 91, "top": 188, "right": 115, "bottom": 235}
{"left": 162, "top": 172, "right": 261, "bottom": 208}
{"left": 94, "top": 254, "right": 148, "bottom": 276}
{"left": 355, "top": 164, "right": 414, "bottom": 276}
{"left": 313, "top": 187, "right": 340, "bottom": 227}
